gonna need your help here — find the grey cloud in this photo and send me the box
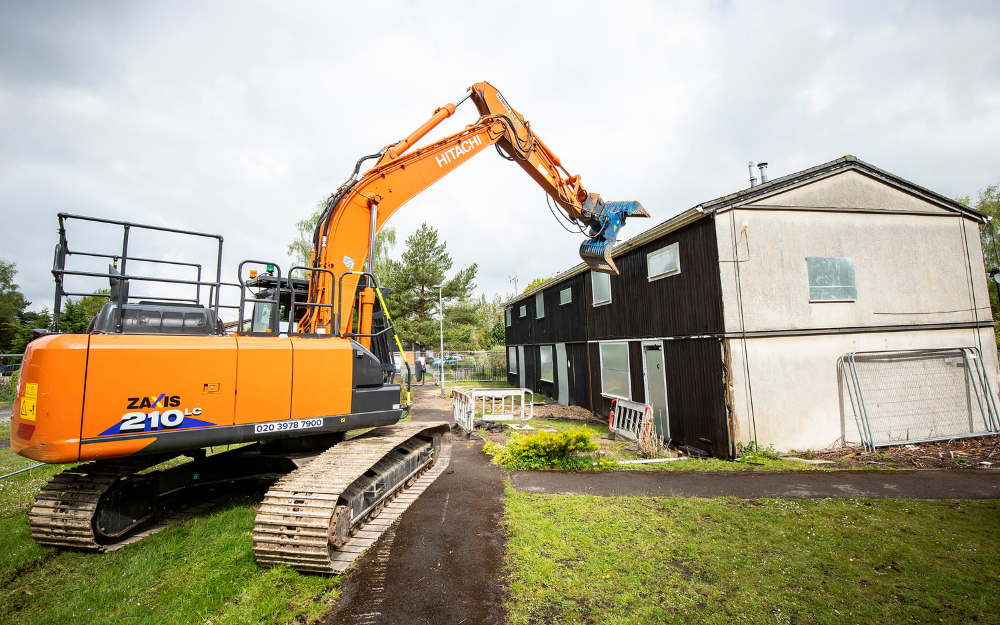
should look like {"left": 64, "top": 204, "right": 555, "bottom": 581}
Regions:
{"left": 0, "top": 0, "right": 998, "bottom": 312}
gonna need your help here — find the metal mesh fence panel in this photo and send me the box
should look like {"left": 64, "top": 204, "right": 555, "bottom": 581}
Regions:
{"left": 429, "top": 350, "right": 508, "bottom": 384}
{"left": 840, "top": 347, "right": 999, "bottom": 451}
{"left": 0, "top": 354, "right": 23, "bottom": 407}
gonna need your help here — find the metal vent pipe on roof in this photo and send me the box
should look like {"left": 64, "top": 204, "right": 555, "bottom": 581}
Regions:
{"left": 758, "top": 162, "right": 769, "bottom": 183}
{"left": 748, "top": 161, "right": 758, "bottom": 188}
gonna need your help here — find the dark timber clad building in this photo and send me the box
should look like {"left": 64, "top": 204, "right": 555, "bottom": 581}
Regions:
{"left": 504, "top": 156, "right": 996, "bottom": 459}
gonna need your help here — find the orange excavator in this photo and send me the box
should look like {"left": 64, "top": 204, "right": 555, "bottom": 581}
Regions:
{"left": 11, "top": 81, "right": 647, "bottom": 573}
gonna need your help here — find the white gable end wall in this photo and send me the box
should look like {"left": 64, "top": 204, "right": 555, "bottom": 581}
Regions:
{"left": 716, "top": 168, "right": 997, "bottom": 452}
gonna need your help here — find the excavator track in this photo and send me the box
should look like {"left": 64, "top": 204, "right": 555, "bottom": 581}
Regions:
{"left": 28, "top": 456, "right": 170, "bottom": 551}
{"left": 253, "top": 422, "right": 451, "bottom": 574}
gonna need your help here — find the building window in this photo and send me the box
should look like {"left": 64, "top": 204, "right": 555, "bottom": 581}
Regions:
{"left": 508, "top": 346, "right": 517, "bottom": 374}
{"left": 806, "top": 257, "right": 857, "bottom": 302}
{"left": 560, "top": 288, "right": 572, "bottom": 305}
{"left": 505, "top": 308, "right": 511, "bottom": 327}
{"left": 539, "top": 345, "right": 554, "bottom": 382}
{"left": 519, "top": 305, "right": 526, "bottom": 317}
{"left": 535, "top": 292, "right": 545, "bottom": 318}
{"left": 599, "top": 342, "right": 630, "bottom": 399}
{"left": 591, "top": 271, "right": 612, "bottom": 306}
{"left": 647, "top": 242, "right": 680, "bottom": 281}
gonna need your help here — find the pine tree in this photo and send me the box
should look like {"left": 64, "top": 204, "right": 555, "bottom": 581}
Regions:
{"left": 383, "top": 223, "right": 478, "bottom": 350}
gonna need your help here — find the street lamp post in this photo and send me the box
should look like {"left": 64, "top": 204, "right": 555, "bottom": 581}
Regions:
{"left": 431, "top": 285, "right": 444, "bottom": 396}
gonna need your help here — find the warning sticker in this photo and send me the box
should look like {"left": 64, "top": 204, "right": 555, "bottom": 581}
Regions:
{"left": 20, "top": 383, "right": 37, "bottom": 421}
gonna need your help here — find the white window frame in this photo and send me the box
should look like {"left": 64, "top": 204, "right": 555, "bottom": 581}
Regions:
{"left": 519, "top": 305, "right": 526, "bottom": 317}
{"left": 505, "top": 308, "right": 511, "bottom": 327}
{"left": 539, "top": 345, "right": 554, "bottom": 382}
{"left": 647, "top": 242, "right": 681, "bottom": 282}
{"left": 806, "top": 256, "right": 858, "bottom": 303}
{"left": 560, "top": 287, "right": 572, "bottom": 305}
{"left": 535, "top": 292, "right": 545, "bottom": 319}
{"left": 591, "top": 271, "right": 612, "bottom": 307}
{"left": 508, "top": 346, "right": 518, "bottom": 374}
{"left": 598, "top": 341, "right": 631, "bottom": 400}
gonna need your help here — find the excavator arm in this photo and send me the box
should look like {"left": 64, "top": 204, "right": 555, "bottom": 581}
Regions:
{"left": 303, "top": 81, "right": 648, "bottom": 335}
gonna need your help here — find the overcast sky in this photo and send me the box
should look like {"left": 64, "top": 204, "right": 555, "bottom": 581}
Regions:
{"left": 2, "top": 0, "right": 999, "bottom": 313}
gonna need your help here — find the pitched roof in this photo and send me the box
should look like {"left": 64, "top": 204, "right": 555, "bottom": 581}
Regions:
{"left": 507, "top": 155, "right": 984, "bottom": 305}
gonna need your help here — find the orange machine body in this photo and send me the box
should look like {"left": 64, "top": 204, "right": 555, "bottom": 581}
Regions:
{"left": 11, "top": 333, "right": 395, "bottom": 464}
{"left": 15, "top": 80, "right": 644, "bottom": 467}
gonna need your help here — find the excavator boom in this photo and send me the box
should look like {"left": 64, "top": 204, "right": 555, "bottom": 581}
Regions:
{"left": 301, "top": 81, "right": 648, "bottom": 335}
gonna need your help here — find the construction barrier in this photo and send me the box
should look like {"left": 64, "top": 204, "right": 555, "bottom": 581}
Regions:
{"left": 451, "top": 387, "right": 535, "bottom": 432}
{"left": 609, "top": 397, "right": 653, "bottom": 442}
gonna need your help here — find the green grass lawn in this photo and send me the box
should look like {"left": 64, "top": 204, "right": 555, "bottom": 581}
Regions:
{"left": 504, "top": 491, "right": 1000, "bottom": 625}
{"left": 0, "top": 441, "right": 340, "bottom": 624}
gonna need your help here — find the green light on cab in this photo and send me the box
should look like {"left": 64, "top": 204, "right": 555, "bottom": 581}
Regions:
{"left": 266, "top": 264, "right": 274, "bottom": 272}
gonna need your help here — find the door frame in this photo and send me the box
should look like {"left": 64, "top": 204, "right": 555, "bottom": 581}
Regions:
{"left": 517, "top": 345, "right": 526, "bottom": 389}
{"left": 555, "top": 343, "right": 568, "bottom": 406}
{"left": 641, "top": 340, "right": 670, "bottom": 440}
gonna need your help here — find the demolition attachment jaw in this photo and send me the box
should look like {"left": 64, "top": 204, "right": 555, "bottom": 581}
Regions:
{"left": 578, "top": 198, "right": 650, "bottom": 274}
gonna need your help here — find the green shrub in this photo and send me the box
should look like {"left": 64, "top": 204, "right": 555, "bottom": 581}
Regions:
{"left": 482, "top": 426, "right": 600, "bottom": 470}
{"left": 737, "top": 440, "right": 781, "bottom": 461}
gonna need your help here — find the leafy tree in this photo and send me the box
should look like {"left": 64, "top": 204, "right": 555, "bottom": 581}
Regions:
{"left": 9, "top": 309, "right": 51, "bottom": 354}
{"left": 0, "top": 259, "right": 29, "bottom": 354}
{"left": 472, "top": 293, "right": 506, "bottom": 350}
{"left": 383, "top": 223, "right": 478, "bottom": 350}
{"left": 522, "top": 276, "right": 551, "bottom": 293}
{"left": 287, "top": 198, "right": 396, "bottom": 283}
{"left": 959, "top": 184, "right": 1000, "bottom": 347}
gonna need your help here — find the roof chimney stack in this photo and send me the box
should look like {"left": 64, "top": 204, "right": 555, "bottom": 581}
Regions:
{"left": 748, "top": 161, "right": 758, "bottom": 188}
{"left": 758, "top": 162, "right": 768, "bottom": 184}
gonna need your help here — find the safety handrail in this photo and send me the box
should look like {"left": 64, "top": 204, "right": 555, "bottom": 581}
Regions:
{"left": 236, "top": 260, "right": 283, "bottom": 336}
{"left": 286, "top": 266, "right": 337, "bottom": 337}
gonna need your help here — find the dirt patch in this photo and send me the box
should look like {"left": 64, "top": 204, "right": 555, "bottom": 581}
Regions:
{"left": 806, "top": 435, "right": 1000, "bottom": 470}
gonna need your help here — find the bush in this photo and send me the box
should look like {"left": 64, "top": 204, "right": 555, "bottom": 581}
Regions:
{"left": 482, "top": 426, "right": 600, "bottom": 470}
{"left": 737, "top": 440, "right": 781, "bottom": 461}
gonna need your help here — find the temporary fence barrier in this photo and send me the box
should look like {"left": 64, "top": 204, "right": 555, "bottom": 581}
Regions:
{"left": 840, "top": 347, "right": 1000, "bottom": 451}
{"left": 451, "top": 387, "right": 535, "bottom": 432}
{"left": 0, "top": 354, "right": 23, "bottom": 408}
{"left": 428, "top": 350, "right": 509, "bottom": 384}
{"left": 609, "top": 397, "right": 653, "bottom": 442}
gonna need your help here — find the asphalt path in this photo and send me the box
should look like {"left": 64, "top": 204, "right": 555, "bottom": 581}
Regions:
{"left": 323, "top": 385, "right": 506, "bottom": 625}
{"left": 511, "top": 467, "right": 1000, "bottom": 499}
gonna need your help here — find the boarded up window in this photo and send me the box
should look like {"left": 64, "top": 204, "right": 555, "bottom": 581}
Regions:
{"left": 599, "top": 342, "right": 630, "bottom": 399}
{"left": 560, "top": 288, "right": 572, "bottom": 305}
{"left": 535, "top": 292, "right": 545, "bottom": 318}
{"left": 540, "top": 345, "right": 554, "bottom": 382}
{"left": 508, "top": 346, "right": 517, "bottom": 374}
{"left": 807, "top": 257, "right": 857, "bottom": 301}
{"left": 591, "top": 271, "right": 612, "bottom": 306}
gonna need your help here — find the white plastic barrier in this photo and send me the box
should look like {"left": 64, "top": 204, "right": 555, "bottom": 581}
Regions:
{"left": 452, "top": 389, "right": 475, "bottom": 432}
{"left": 451, "top": 387, "right": 535, "bottom": 432}
{"left": 609, "top": 398, "right": 652, "bottom": 441}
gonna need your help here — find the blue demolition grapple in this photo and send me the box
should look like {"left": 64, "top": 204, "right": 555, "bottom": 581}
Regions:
{"left": 578, "top": 196, "right": 650, "bottom": 274}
